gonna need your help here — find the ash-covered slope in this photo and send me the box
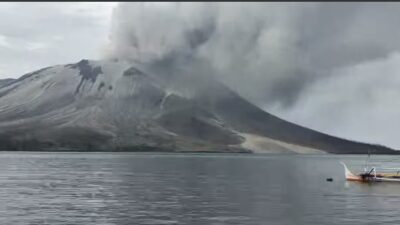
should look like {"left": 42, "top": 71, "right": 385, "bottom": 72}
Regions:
{"left": 0, "top": 78, "right": 15, "bottom": 88}
{"left": 0, "top": 59, "right": 396, "bottom": 154}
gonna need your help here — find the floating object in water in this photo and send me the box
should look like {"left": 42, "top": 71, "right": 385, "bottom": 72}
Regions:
{"left": 326, "top": 178, "right": 333, "bottom": 182}
{"left": 340, "top": 162, "right": 400, "bottom": 183}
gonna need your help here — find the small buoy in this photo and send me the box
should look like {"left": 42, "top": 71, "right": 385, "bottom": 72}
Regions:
{"left": 326, "top": 178, "right": 333, "bottom": 182}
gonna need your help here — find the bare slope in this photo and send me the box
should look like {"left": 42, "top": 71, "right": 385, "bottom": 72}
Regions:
{"left": 0, "top": 59, "right": 396, "bottom": 154}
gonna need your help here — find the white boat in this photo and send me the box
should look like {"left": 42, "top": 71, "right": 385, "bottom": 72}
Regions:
{"left": 341, "top": 162, "right": 400, "bottom": 182}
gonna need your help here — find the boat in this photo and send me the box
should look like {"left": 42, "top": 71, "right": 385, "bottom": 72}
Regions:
{"left": 341, "top": 162, "right": 400, "bottom": 182}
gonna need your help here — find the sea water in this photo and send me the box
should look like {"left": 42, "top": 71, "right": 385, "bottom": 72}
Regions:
{"left": 0, "top": 152, "right": 399, "bottom": 225}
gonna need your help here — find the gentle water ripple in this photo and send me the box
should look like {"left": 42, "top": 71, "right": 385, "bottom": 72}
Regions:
{"left": 0, "top": 153, "right": 399, "bottom": 224}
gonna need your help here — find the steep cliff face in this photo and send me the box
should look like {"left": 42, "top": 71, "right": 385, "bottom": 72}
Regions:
{"left": 0, "top": 59, "right": 396, "bottom": 154}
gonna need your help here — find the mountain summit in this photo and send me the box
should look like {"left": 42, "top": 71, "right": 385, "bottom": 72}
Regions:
{"left": 0, "top": 59, "right": 396, "bottom": 154}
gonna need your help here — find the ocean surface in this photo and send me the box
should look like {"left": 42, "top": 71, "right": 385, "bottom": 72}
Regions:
{"left": 0, "top": 152, "right": 399, "bottom": 225}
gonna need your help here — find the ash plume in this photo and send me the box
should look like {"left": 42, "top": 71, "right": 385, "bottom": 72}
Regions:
{"left": 105, "top": 2, "right": 400, "bottom": 148}
{"left": 106, "top": 2, "right": 400, "bottom": 107}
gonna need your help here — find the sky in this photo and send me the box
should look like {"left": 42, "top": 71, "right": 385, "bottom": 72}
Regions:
{"left": 0, "top": 2, "right": 117, "bottom": 78}
{"left": 1, "top": 2, "right": 400, "bottom": 149}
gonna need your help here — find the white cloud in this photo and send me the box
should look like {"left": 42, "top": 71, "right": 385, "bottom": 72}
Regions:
{"left": 0, "top": 2, "right": 117, "bottom": 78}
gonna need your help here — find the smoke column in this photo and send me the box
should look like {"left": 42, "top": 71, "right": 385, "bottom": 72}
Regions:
{"left": 106, "top": 2, "right": 400, "bottom": 149}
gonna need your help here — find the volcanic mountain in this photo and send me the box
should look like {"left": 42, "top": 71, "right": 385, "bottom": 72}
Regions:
{"left": 0, "top": 59, "right": 396, "bottom": 154}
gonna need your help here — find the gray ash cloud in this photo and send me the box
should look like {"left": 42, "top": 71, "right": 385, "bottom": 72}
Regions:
{"left": 105, "top": 2, "right": 400, "bottom": 148}
{"left": 105, "top": 2, "right": 400, "bottom": 107}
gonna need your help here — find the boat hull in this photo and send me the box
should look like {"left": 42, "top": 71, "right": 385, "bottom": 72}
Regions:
{"left": 340, "top": 162, "right": 400, "bottom": 183}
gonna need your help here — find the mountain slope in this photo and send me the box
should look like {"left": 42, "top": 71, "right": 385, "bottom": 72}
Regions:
{"left": 0, "top": 78, "right": 16, "bottom": 88}
{"left": 0, "top": 59, "right": 396, "bottom": 154}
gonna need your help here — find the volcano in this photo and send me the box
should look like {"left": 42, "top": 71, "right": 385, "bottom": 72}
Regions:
{"left": 0, "top": 59, "right": 396, "bottom": 154}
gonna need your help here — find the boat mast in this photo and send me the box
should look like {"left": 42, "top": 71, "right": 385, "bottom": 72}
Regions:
{"left": 364, "top": 149, "right": 371, "bottom": 172}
